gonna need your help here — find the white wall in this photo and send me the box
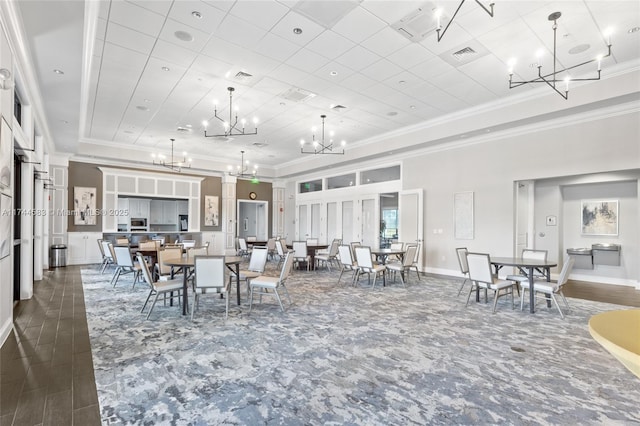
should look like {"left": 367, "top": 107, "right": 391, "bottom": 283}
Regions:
{"left": 401, "top": 111, "right": 639, "bottom": 283}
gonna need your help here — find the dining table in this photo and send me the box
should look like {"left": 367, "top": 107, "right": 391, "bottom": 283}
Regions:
{"left": 370, "top": 248, "right": 405, "bottom": 265}
{"left": 490, "top": 257, "right": 557, "bottom": 313}
{"left": 286, "top": 243, "right": 329, "bottom": 270}
{"left": 163, "top": 255, "right": 243, "bottom": 315}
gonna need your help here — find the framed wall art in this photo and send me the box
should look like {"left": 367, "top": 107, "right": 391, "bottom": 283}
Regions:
{"left": 581, "top": 199, "right": 618, "bottom": 236}
{"left": 454, "top": 191, "right": 474, "bottom": 240}
{"left": 74, "top": 186, "right": 97, "bottom": 225}
{"left": 204, "top": 195, "right": 219, "bottom": 227}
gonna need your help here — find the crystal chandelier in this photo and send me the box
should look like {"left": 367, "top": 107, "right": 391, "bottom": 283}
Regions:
{"left": 508, "top": 11, "right": 612, "bottom": 100}
{"left": 435, "top": 1, "right": 494, "bottom": 42}
{"left": 151, "top": 138, "right": 192, "bottom": 172}
{"left": 228, "top": 150, "right": 257, "bottom": 179}
{"left": 203, "top": 87, "right": 258, "bottom": 138}
{"left": 300, "top": 115, "right": 345, "bottom": 155}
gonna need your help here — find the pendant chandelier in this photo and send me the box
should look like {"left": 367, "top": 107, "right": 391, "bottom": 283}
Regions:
{"left": 435, "top": 0, "right": 495, "bottom": 42}
{"left": 203, "top": 87, "right": 258, "bottom": 138}
{"left": 228, "top": 150, "right": 258, "bottom": 179}
{"left": 300, "top": 115, "right": 345, "bottom": 155}
{"left": 151, "top": 138, "right": 191, "bottom": 172}
{"left": 508, "top": 11, "right": 612, "bottom": 100}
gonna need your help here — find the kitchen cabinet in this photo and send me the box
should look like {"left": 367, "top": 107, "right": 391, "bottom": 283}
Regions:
{"left": 117, "top": 198, "right": 129, "bottom": 225}
{"left": 68, "top": 232, "right": 103, "bottom": 265}
{"left": 150, "top": 200, "right": 177, "bottom": 224}
{"left": 128, "top": 198, "right": 150, "bottom": 219}
{"left": 177, "top": 200, "right": 188, "bottom": 215}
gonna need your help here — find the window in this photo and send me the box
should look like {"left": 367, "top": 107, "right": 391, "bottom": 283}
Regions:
{"left": 299, "top": 179, "right": 322, "bottom": 193}
{"left": 381, "top": 209, "right": 398, "bottom": 238}
{"left": 327, "top": 173, "right": 355, "bottom": 189}
{"left": 360, "top": 165, "right": 400, "bottom": 185}
{"left": 14, "top": 92, "right": 21, "bottom": 126}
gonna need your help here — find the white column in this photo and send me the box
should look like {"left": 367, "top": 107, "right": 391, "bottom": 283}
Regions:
{"left": 272, "top": 180, "right": 285, "bottom": 238}
{"left": 221, "top": 174, "right": 237, "bottom": 255}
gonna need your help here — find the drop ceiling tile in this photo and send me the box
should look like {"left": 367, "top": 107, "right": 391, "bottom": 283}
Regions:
{"left": 361, "top": 26, "right": 411, "bottom": 57}
{"left": 214, "top": 13, "right": 268, "bottom": 49}
{"left": 251, "top": 77, "right": 295, "bottom": 96}
{"left": 314, "top": 62, "right": 355, "bottom": 84}
{"left": 101, "top": 39, "right": 149, "bottom": 69}
{"left": 387, "top": 43, "right": 432, "bottom": 69}
{"left": 168, "top": 1, "right": 227, "bottom": 33}
{"left": 361, "top": 0, "right": 429, "bottom": 25}
{"left": 190, "top": 54, "right": 234, "bottom": 78}
{"left": 159, "top": 18, "right": 212, "bottom": 52}
{"left": 128, "top": 0, "right": 173, "bottom": 16}
{"left": 360, "top": 58, "right": 404, "bottom": 81}
{"left": 335, "top": 46, "right": 381, "bottom": 72}
{"left": 420, "top": 23, "right": 475, "bottom": 56}
{"left": 267, "top": 63, "right": 311, "bottom": 87}
{"left": 202, "top": 0, "right": 236, "bottom": 13}
{"left": 151, "top": 39, "right": 199, "bottom": 67}
{"left": 383, "top": 70, "right": 424, "bottom": 93}
{"left": 332, "top": 6, "right": 387, "bottom": 44}
{"left": 286, "top": 48, "right": 329, "bottom": 73}
{"left": 229, "top": 0, "right": 291, "bottom": 30}
{"left": 202, "top": 36, "right": 279, "bottom": 77}
{"left": 105, "top": 22, "right": 156, "bottom": 55}
{"left": 409, "top": 55, "right": 455, "bottom": 80}
{"left": 270, "top": 10, "right": 326, "bottom": 46}
{"left": 306, "top": 30, "right": 356, "bottom": 60}
{"left": 109, "top": 1, "right": 164, "bottom": 36}
{"left": 338, "top": 73, "right": 377, "bottom": 93}
{"left": 255, "top": 32, "right": 301, "bottom": 62}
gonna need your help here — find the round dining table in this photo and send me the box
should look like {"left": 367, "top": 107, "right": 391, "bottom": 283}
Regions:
{"left": 163, "top": 256, "right": 243, "bottom": 315}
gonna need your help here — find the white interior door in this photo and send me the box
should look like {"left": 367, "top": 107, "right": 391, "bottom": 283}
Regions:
{"left": 310, "top": 203, "right": 321, "bottom": 241}
{"left": 327, "top": 202, "right": 338, "bottom": 243}
{"left": 342, "top": 201, "right": 353, "bottom": 243}
{"left": 361, "top": 197, "right": 378, "bottom": 247}
{"left": 515, "top": 181, "right": 534, "bottom": 255}
{"left": 399, "top": 189, "right": 424, "bottom": 268}
{"left": 298, "top": 204, "right": 308, "bottom": 240}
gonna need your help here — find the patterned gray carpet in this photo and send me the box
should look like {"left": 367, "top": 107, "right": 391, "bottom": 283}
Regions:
{"left": 81, "top": 263, "right": 640, "bottom": 425}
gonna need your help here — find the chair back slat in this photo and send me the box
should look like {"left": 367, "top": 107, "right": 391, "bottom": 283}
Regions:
{"left": 182, "top": 240, "right": 196, "bottom": 248}
{"left": 187, "top": 246, "right": 208, "bottom": 260}
{"left": 194, "top": 256, "right": 226, "bottom": 289}
{"left": 275, "top": 239, "right": 285, "bottom": 256}
{"left": 292, "top": 241, "right": 307, "bottom": 258}
{"left": 114, "top": 246, "right": 134, "bottom": 267}
{"left": 557, "top": 257, "right": 575, "bottom": 286}
{"left": 403, "top": 245, "right": 417, "bottom": 267}
{"left": 522, "top": 249, "right": 547, "bottom": 261}
{"left": 456, "top": 247, "right": 469, "bottom": 274}
{"left": 139, "top": 240, "right": 158, "bottom": 250}
{"left": 248, "top": 246, "right": 269, "bottom": 273}
{"left": 338, "top": 245, "right": 354, "bottom": 267}
{"left": 306, "top": 238, "right": 319, "bottom": 245}
{"left": 328, "top": 238, "right": 341, "bottom": 256}
{"left": 466, "top": 252, "right": 494, "bottom": 285}
{"left": 102, "top": 241, "right": 113, "bottom": 260}
{"left": 355, "top": 246, "right": 373, "bottom": 269}
{"left": 390, "top": 242, "right": 404, "bottom": 251}
{"left": 157, "top": 247, "right": 182, "bottom": 275}
{"left": 280, "top": 251, "right": 295, "bottom": 282}
{"left": 136, "top": 253, "right": 154, "bottom": 286}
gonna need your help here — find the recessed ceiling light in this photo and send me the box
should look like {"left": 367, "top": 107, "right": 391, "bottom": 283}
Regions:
{"left": 398, "top": 80, "right": 406, "bottom": 84}
{"left": 191, "top": 11, "right": 202, "bottom": 19}
{"left": 409, "top": 105, "right": 416, "bottom": 109}
{"left": 279, "top": 102, "right": 286, "bottom": 106}
{"left": 144, "top": 99, "right": 152, "bottom": 103}
{"left": 568, "top": 43, "right": 590, "bottom": 55}
{"left": 629, "top": 27, "right": 640, "bottom": 33}
{"left": 161, "top": 66, "right": 170, "bottom": 72}
{"left": 124, "top": 130, "right": 134, "bottom": 134}
{"left": 60, "top": 119, "right": 68, "bottom": 124}
{"left": 330, "top": 71, "right": 338, "bottom": 76}
{"left": 53, "top": 69, "right": 64, "bottom": 75}
{"left": 174, "top": 31, "right": 193, "bottom": 42}
{"left": 136, "top": 106, "right": 150, "bottom": 111}
{"left": 293, "top": 27, "right": 303, "bottom": 35}
{"left": 185, "top": 124, "right": 192, "bottom": 128}
{"left": 387, "top": 111, "right": 398, "bottom": 116}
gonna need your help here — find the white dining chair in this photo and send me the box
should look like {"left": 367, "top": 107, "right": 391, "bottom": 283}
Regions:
{"left": 249, "top": 251, "right": 295, "bottom": 313}
{"left": 465, "top": 252, "right": 517, "bottom": 313}
{"left": 354, "top": 246, "right": 386, "bottom": 289}
{"left": 520, "top": 257, "right": 575, "bottom": 319}
{"left": 191, "top": 256, "right": 229, "bottom": 320}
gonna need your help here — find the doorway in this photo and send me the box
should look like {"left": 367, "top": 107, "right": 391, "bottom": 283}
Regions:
{"left": 237, "top": 200, "right": 268, "bottom": 241}
{"left": 380, "top": 192, "right": 398, "bottom": 248}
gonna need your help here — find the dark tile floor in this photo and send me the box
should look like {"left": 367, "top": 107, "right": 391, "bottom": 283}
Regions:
{"left": 1, "top": 266, "right": 638, "bottom": 425}
{"left": 0, "top": 266, "right": 100, "bottom": 426}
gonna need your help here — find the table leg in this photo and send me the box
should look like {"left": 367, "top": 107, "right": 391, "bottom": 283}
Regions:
{"left": 545, "top": 267, "right": 552, "bottom": 308}
{"left": 528, "top": 267, "right": 535, "bottom": 314}
{"left": 182, "top": 267, "right": 188, "bottom": 315}
{"left": 236, "top": 263, "right": 241, "bottom": 306}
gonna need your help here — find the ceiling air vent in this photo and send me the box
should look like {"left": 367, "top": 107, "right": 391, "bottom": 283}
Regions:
{"left": 451, "top": 46, "right": 477, "bottom": 62}
{"left": 391, "top": 4, "right": 438, "bottom": 43}
{"left": 253, "top": 142, "right": 267, "bottom": 148}
{"left": 234, "top": 71, "right": 253, "bottom": 82}
{"left": 332, "top": 105, "right": 347, "bottom": 112}
{"left": 280, "top": 87, "right": 317, "bottom": 103}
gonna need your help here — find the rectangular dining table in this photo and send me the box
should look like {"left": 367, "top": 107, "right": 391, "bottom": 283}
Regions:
{"left": 163, "top": 255, "right": 243, "bottom": 315}
{"left": 490, "top": 257, "right": 557, "bottom": 313}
